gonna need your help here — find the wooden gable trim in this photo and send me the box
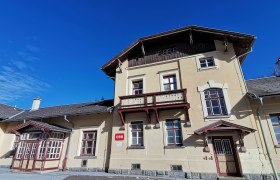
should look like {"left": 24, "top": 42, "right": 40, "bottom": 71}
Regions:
{"left": 8, "top": 120, "right": 49, "bottom": 135}
{"left": 194, "top": 120, "right": 255, "bottom": 135}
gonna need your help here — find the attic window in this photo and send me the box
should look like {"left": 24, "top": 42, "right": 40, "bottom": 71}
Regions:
{"left": 158, "top": 47, "right": 177, "bottom": 56}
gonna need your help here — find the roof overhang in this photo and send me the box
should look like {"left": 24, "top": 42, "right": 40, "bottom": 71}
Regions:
{"left": 194, "top": 120, "right": 255, "bottom": 135}
{"left": 101, "top": 25, "right": 256, "bottom": 77}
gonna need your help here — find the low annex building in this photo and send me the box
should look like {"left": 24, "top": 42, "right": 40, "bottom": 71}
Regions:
{"left": 0, "top": 99, "right": 113, "bottom": 172}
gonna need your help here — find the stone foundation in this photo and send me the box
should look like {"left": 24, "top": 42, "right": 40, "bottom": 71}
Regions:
{"left": 108, "top": 169, "right": 277, "bottom": 180}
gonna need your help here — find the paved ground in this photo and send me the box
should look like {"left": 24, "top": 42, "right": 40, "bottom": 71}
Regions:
{"left": 0, "top": 168, "right": 176, "bottom": 180}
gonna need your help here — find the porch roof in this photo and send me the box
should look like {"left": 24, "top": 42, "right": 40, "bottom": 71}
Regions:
{"left": 8, "top": 120, "right": 72, "bottom": 135}
{"left": 194, "top": 120, "right": 256, "bottom": 135}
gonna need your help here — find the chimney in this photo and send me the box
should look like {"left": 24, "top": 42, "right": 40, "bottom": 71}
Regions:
{"left": 31, "top": 97, "right": 41, "bottom": 110}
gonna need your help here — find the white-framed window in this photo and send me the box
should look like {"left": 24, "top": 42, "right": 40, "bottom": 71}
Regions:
{"left": 132, "top": 80, "right": 143, "bottom": 95}
{"left": 159, "top": 70, "right": 180, "bottom": 91}
{"left": 163, "top": 75, "right": 177, "bottom": 91}
{"left": 38, "top": 140, "right": 47, "bottom": 160}
{"left": 204, "top": 88, "right": 228, "bottom": 116}
{"left": 199, "top": 57, "right": 215, "bottom": 68}
{"left": 269, "top": 114, "right": 280, "bottom": 144}
{"left": 128, "top": 75, "right": 145, "bottom": 95}
{"left": 198, "top": 80, "right": 231, "bottom": 119}
{"left": 15, "top": 142, "right": 24, "bottom": 159}
{"left": 166, "top": 119, "right": 183, "bottom": 146}
{"left": 80, "top": 131, "right": 97, "bottom": 156}
{"left": 46, "top": 140, "right": 63, "bottom": 159}
{"left": 130, "top": 121, "right": 143, "bottom": 146}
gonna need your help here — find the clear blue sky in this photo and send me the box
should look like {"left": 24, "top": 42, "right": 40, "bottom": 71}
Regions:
{"left": 0, "top": 0, "right": 279, "bottom": 109}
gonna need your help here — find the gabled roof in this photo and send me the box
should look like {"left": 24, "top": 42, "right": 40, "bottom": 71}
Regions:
{"left": 0, "top": 104, "right": 23, "bottom": 120}
{"left": 246, "top": 76, "right": 280, "bottom": 97}
{"left": 8, "top": 120, "right": 71, "bottom": 135}
{"left": 101, "top": 25, "right": 255, "bottom": 77}
{"left": 4, "top": 99, "right": 114, "bottom": 122}
{"left": 194, "top": 120, "right": 255, "bottom": 135}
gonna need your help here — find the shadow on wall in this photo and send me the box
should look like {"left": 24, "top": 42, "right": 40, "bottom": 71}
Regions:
{"left": 0, "top": 149, "right": 15, "bottom": 159}
{"left": 230, "top": 95, "right": 253, "bottom": 120}
{"left": 183, "top": 134, "right": 205, "bottom": 148}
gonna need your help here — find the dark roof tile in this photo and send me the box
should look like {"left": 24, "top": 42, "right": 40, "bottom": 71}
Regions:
{"left": 5, "top": 99, "right": 114, "bottom": 122}
{"left": 246, "top": 76, "right": 280, "bottom": 97}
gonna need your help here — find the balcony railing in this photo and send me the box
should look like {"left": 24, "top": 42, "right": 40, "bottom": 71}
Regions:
{"left": 119, "top": 89, "right": 187, "bottom": 109}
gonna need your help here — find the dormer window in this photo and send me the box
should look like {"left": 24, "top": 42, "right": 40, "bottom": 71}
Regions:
{"left": 199, "top": 57, "right": 215, "bottom": 68}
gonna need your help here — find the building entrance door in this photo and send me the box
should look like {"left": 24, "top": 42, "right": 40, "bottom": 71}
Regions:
{"left": 213, "top": 137, "right": 240, "bottom": 177}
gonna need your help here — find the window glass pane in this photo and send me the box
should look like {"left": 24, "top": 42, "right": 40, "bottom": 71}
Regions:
{"left": 132, "top": 138, "right": 137, "bottom": 145}
{"left": 176, "top": 137, "right": 182, "bottom": 144}
{"left": 271, "top": 116, "right": 279, "bottom": 125}
{"left": 166, "top": 121, "right": 173, "bottom": 128}
{"left": 204, "top": 91, "right": 209, "bottom": 98}
{"left": 175, "top": 130, "right": 181, "bottom": 137}
{"left": 164, "top": 84, "right": 170, "bottom": 91}
{"left": 273, "top": 126, "right": 280, "bottom": 134}
{"left": 88, "top": 134, "right": 93, "bottom": 139}
{"left": 163, "top": 78, "right": 169, "bottom": 84}
{"left": 207, "top": 59, "right": 215, "bottom": 66}
{"left": 206, "top": 100, "right": 211, "bottom": 108}
{"left": 276, "top": 133, "right": 280, "bottom": 143}
{"left": 213, "top": 107, "right": 221, "bottom": 115}
{"left": 207, "top": 107, "right": 212, "bottom": 115}
{"left": 221, "top": 106, "right": 228, "bottom": 115}
{"left": 138, "top": 138, "right": 143, "bottom": 145}
{"left": 167, "top": 130, "right": 173, "bottom": 137}
{"left": 210, "top": 90, "right": 218, "bottom": 98}
{"left": 174, "top": 121, "right": 181, "bottom": 128}
{"left": 168, "top": 137, "right": 174, "bottom": 144}
{"left": 138, "top": 132, "right": 143, "bottom": 138}
{"left": 211, "top": 99, "right": 219, "bottom": 107}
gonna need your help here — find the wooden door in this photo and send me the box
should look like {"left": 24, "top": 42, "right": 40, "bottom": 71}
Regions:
{"left": 213, "top": 137, "right": 240, "bottom": 176}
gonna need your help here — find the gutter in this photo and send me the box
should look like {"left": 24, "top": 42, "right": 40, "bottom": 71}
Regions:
{"left": 247, "top": 93, "right": 279, "bottom": 179}
{"left": 62, "top": 115, "right": 74, "bottom": 171}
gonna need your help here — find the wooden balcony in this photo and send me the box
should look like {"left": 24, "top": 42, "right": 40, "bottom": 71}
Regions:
{"left": 118, "top": 89, "right": 190, "bottom": 125}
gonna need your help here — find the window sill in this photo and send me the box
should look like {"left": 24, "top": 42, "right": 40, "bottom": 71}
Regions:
{"left": 164, "top": 145, "right": 185, "bottom": 149}
{"left": 127, "top": 146, "right": 145, "bottom": 149}
{"left": 198, "top": 66, "right": 218, "bottom": 71}
{"left": 74, "top": 156, "right": 97, "bottom": 159}
{"left": 205, "top": 115, "right": 230, "bottom": 119}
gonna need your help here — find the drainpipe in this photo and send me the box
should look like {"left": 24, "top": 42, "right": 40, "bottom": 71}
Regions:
{"left": 62, "top": 115, "right": 74, "bottom": 171}
{"left": 255, "top": 96, "right": 279, "bottom": 180}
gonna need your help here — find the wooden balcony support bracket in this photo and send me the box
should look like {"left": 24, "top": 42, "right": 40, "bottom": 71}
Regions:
{"left": 154, "top": 108, "right": 160, "bottom": 124}
{"left": 239, "top": 131, "right": 246, "bottom": 152}
{"left": 203, "top": 133, "right": 210, "bottom": 152}
{"left": 145, "top": 109, "right": 151, "bottom": 124}
{"left": 118, "top": 110, "right": 125, "bottom": 126}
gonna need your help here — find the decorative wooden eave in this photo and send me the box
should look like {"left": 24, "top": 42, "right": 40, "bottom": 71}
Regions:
{"left": 101, "top": 25, "right": 256, "bottom": 77}
{"left": 194, "top": 120, "right": 256, "bottom": 135}
{"left": 7, "top": 120, "right": 71, "bottom": 135}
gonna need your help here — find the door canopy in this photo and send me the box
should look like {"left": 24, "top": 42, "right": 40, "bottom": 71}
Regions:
{"left": 194, "top": 120, "right": 255, "bottom": 135}
{"left": 8, "top": 120, "right": 71, "bottom": 135}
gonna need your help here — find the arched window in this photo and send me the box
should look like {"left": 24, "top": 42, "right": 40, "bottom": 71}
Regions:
{"left": 204, "top": 88, "right": 228, "bottom": 116}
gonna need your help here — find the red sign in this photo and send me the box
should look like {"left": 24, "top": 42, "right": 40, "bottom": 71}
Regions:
{"left": 115, "top": 133, "right": 124, "bottom": 141}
